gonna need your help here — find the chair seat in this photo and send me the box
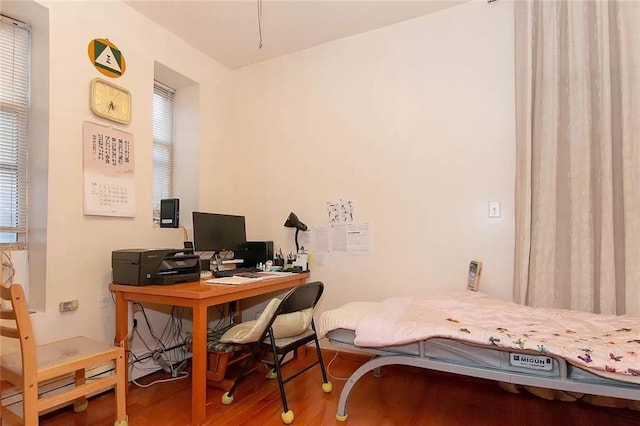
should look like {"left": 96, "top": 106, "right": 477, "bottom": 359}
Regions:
{"left": 1, "top": 336, "right": 120, "bottom": 380}
{"left": 185, "top": 325, "right": 244, "bottom": 354}
{"left": 267, "top": 329, "right": 316, "bottom": 351}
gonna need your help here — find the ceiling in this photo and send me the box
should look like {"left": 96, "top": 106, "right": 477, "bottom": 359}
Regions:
{"left": 124, "top": 0, "right": 467, "bottom": 69}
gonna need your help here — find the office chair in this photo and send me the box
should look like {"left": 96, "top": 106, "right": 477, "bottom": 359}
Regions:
{"left": 221, "top": 281, "right": 332, "bottom": 424}
{"left": 0, "top": 283, "right": 128, "bottom": 425}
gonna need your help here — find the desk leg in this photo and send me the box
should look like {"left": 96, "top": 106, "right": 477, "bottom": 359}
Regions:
{"left": 113, "top": 291, "right": 129, "bottom": 392}
{"left": 192, "top": 302, "right": 208, "bottom": 425}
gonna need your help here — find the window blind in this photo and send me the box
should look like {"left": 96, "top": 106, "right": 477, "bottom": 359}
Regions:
{"left": 152, "top": 81, "right": 175, "bottom": 222}
{"left": 0, "top": 16, "right": 29, "bottom": 249}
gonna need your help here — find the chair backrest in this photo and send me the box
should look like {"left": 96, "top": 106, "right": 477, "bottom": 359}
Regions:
{"left": 278, "top": 281, "right": 323, "bottom": 316}
{"left": 262, "top": 280, "right": 322, "bottom": 332}
{"left": 1, "top": 283, "right": 37, "bottom": 384}
{"left": 255, "top": 281, "right": 324, "bottom": 341}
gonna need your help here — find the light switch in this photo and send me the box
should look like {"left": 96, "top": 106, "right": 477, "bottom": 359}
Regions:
{"left": 489, "top": 201, "right": 501, "bottom": 218}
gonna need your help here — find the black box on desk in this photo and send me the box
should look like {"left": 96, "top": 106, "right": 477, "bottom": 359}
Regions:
{"left": 112, "top": 248, "right": 200, "bottom": 285}
{"left": 236, "top": 241, "right": 274, "bottom": 267}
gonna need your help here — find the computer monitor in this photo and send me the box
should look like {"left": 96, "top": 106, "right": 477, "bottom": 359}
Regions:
{"left": 192, "top": 212, "right": 247, "bottom": 253}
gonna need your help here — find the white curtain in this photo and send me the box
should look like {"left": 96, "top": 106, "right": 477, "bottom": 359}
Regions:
{"left": 514, "top": 0, "right": 640, "bottom": 314}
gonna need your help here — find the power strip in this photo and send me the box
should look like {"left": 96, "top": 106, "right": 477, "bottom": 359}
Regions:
{"left": 172, "top": 360, "right": 187, "bottom": 377}
{"left": 152, "top": 351, "right": 173, "bottom": 375}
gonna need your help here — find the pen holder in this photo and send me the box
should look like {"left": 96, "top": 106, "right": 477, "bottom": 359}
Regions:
{"left": 273, "top": 258, "right": 284, "bottom": 267}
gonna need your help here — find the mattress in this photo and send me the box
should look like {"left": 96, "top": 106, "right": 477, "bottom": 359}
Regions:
{"left": 319, "top": 291, "right": 640, "bottom": 384}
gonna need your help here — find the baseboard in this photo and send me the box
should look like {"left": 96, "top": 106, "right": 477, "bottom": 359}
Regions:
{"left": 323, "top": 348, "right": 371, "bottom": 363}
{"left": 301, "top": 344, "right": 371, "bottom": 364}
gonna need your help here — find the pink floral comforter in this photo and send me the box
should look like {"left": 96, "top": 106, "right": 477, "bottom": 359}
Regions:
{"left": 320, "top": 291, "right": 640, "bottom": 383}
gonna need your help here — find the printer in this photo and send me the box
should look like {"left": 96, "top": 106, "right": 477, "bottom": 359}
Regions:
{"left": 112, "top": 249, "right": 201, "bottom": 285}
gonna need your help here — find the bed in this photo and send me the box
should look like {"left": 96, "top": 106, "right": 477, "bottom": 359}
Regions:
{"left": 318, "top": 290, "right": 640, "bottom": 421}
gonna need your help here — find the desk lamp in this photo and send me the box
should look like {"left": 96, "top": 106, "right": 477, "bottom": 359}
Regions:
{"left": 284, "top": 212, "right": 307, "bottom": 253}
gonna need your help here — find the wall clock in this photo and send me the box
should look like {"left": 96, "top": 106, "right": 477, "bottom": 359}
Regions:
{"left": 90, "top": 78, "right": 131, "bottom": 124}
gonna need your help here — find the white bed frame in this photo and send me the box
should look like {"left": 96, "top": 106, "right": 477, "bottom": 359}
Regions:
{"left": 327, "top": 328, "right": 640, "bottom": 421}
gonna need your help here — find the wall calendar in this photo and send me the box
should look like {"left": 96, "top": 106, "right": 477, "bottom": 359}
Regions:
{"left": 83, "top": 121, "right": 135, "bottom": 217}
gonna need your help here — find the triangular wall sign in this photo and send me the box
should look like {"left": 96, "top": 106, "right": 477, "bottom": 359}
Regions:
{"left": 88, "top": 38, "right": 126, "bottom": 78}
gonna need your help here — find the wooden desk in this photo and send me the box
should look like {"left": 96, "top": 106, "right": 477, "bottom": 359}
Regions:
{"left": 109, "top": 272, "right": 309, "bottom": 425}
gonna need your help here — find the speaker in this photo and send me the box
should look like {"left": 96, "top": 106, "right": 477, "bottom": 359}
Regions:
{"left": 238, "top": 241, "right": 274, "bottom": 267}
{"left": 160, "top": 198, "right": 180, "bottom": 228}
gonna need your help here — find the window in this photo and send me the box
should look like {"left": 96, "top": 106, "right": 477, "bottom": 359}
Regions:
{"left": 0, "top": 15, "right": 29, "bottom": 249}
{"left": 152, "top": 81, "right": 175, "bottom": 223}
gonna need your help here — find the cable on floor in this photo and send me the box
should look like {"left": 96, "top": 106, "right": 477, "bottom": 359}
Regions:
{"left": 131, "top": 371, "right": 189, "bottom": 388}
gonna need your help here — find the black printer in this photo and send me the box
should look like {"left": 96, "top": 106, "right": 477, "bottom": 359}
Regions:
{"left": 112, "top": 249, "right": 201, "bottom": 285}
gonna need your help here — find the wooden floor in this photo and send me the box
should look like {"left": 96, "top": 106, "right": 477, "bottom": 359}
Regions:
{"left": 38, "top": 350, "right": 640, "bottom": 426}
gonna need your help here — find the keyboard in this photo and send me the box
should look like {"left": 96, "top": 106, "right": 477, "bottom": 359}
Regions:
{"left": 213, "top": 267, "right": 261, "bottom": 278}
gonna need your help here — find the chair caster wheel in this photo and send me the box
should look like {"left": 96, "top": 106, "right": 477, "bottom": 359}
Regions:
{"left": 221, "top": 392, "right": 234, "bottom": 405}
{"left": 281, "top": 410, "right": 294, "bottom": 424}
{"left": 267, "top": 369, "right": 277, "bottom": 379}
{"left": 73, "top": 400, "right": 88, "bottom": 413}
{"left": 322, "top": 381, "right": 332, "bottom": 393}
{"left": 114, "top": 419, "right": 129, "bottom": 426}
{"left": 336, "top": 413, "right": 348, "bottom": 422}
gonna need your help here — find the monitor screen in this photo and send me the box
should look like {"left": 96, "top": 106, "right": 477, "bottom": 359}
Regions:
{"left": 192, "top": 212, "right": 247, "bottom": 253}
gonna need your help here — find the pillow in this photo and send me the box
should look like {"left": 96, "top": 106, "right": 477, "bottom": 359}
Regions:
{"left": 220, "top": 298, "right": 313, "bottom": 344}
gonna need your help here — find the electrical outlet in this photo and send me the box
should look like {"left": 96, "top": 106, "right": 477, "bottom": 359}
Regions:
{"left": 59, "top": 299, "right": 79, "bottom": 312}
{"left": 99, "top": 291, "right": 111, "bottom": 309}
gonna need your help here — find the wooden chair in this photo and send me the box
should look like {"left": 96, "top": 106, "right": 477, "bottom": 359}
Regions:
{"left": 0, "top": 283, "right": 128, "bottom": 425}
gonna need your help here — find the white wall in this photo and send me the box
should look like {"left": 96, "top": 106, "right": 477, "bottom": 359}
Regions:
{"left": 2, "top": 0, "right": 515, "bottom": 356}
{"left": 231, "top": 0, "right": 516, "bottom": 316}
{"left": 19, "top": 0, "right": 234, "bottom": 345}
